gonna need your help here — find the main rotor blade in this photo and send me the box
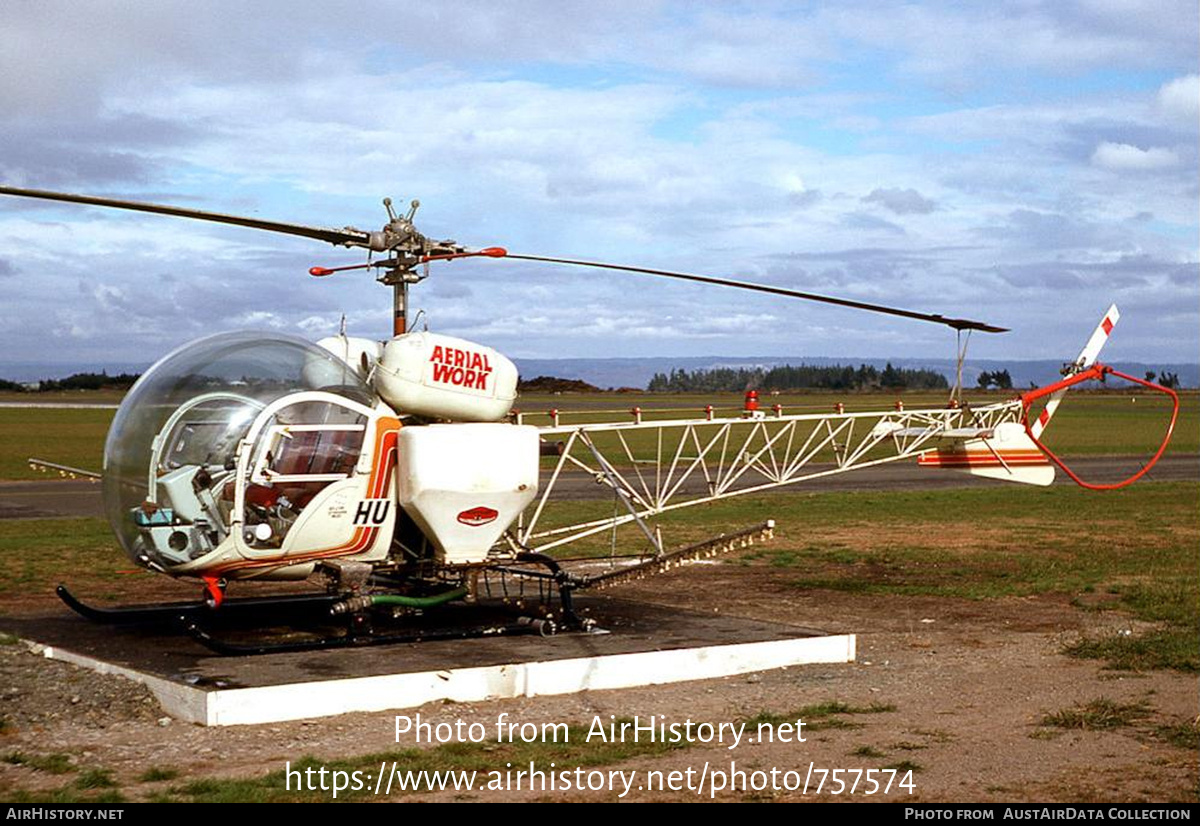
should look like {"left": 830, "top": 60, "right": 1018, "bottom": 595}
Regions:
{"left": 0, "top": 185, "right": 371, "bottom": 248}
{"left": 502, "top": 253, "right": 1008, "bottom": 333}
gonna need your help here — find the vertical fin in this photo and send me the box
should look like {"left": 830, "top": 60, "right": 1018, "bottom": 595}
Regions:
{"left": 1030, "top": 304, "right": 1119, "bottom": 439}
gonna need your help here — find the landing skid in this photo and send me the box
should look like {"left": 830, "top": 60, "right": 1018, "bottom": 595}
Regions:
{"left": 56, "top": 520, "right": 775, "bottom": 656}
{"left": 56, "top": 583, "right": 559, "bottom": 656}
{"left": 55, "top": 584, "right": 339, "bottom": 626}
{"left": 184, "top": 614, "right": 556, "bottom": 656}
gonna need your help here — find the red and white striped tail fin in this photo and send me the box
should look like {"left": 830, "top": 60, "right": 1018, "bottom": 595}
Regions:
{"left": 1029, "top": 303, "right": 1119, "bottom": 439}
{"left": 917, "top": 422, "right": 1055, "bottom": 486}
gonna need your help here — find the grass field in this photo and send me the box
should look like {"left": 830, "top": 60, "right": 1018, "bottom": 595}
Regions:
{"left": 1, "top": 389, "right": 1195, "bottom": 480}
{"left": 0, "top": 408, "right": 114, "bottom": 480}
{"left": 1, "top": 481, "right": 1195, "bottom": 673}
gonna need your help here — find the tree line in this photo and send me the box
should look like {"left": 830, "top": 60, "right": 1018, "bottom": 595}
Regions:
{"left": 975, "top": 369, "right": 1013, "bottom": 389}
{"left": 647, "top": 363, "right": 949, "bottom": 392}
{"left": 0, "top": 371, "right": 141, "bottom": 392}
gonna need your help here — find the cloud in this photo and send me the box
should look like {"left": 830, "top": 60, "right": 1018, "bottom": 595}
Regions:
{"left": 787, "top": 189, "right": 822, "bottom": 208}
{"left": 834, "top": 1, "right": 1198, "bottom": 85}
{"left": 0, "top": 3, "right": 1195, "bottom": 366}
{"left": 1091, "top": 142, "right": 1179, "bottom": 171}
{"left": 862, "top": 188, "right": 936, "bottom": 215}
{"left": 975, "top": 209, "right": 1109, "bottom": 251}
{"left": 841, "top": 212, "right": 906, "bottom": 235}
{"left": 1157, "top": 74, "right": 1200, "bottom": 122}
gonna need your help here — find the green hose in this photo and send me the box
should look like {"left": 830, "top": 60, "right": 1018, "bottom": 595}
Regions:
{"left": 368, "top": 587, "right": 468, "bottom": 609}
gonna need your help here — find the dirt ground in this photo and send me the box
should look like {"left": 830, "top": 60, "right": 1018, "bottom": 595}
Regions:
{"left": 0, "top": 562, "right": 1195, "bottom": 804}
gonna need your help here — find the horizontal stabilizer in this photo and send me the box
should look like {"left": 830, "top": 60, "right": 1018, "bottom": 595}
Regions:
{"left": 916, "top": 422, "right": 1054, "bottom": 486}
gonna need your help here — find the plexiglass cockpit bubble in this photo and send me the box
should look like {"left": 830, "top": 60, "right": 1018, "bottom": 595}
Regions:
{"left": 102, "top": 331, "right": 375, "bottom": 569}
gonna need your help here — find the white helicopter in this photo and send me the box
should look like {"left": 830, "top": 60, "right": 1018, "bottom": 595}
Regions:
{"left": 0, "top": 186, "right": 1178, "bottom": 654}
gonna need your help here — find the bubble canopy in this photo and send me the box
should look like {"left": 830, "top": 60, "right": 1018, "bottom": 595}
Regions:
{"left": 102, "top": 331, "right": 375, "bottom": 564}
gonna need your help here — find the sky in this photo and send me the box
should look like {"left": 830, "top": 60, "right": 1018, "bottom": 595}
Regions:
{"left": 0, "top": 1, "right": 1196, "bottom": 374}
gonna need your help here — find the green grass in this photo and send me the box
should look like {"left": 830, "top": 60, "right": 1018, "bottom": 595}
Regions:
{"left": 1039, "top": 698, "right": 1152, "bottom": 730}
{"left": 3, "top": 752, "right": 76, "bottom": 774}
{"left": 849, "top": 745, "right": 887, "bottom": 758}
{"left": 1032, "top": 392, "right": 1198, "bottom": 456}
{"left": 1153, "top": 720, "right": 1200, "bottom": 751}
{"left": 1065, "top": 630, "right": 1198, "bottom": 673}
{"left": 0, "top": 518, "right": 133, "bottom": 601}
{"left": 752, "top": 483, "right": 1198, "bottom": 674}
{"left": 0, "top": 408, "right": 113, "bottom": 480}
{"left": 715, "top": 482, "right": 1197, "bottom": 597}
{"left": 589, "top": 481, "right": 1197, "bottom": 675}
{"left": 744, "top": 701, "right": 895, "bottom": 733}
{"left": 74, "top": 768, "right": 117, "bottom": 789}
{"left": 0, "top": 788, "right": 126, "bottom": 805}
{"left": 138, "top": 767, "right": 180, "bottom": 783}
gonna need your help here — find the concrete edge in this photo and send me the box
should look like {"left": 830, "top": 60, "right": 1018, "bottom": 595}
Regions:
{"left": 35, "top": 633, "right": 856, "bottom": 727}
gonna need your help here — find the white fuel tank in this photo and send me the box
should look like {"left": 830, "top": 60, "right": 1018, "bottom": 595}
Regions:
{"left": 374, "top": 332, "right": 518, "bottom": 422}
{"left": 396, "top": 424, "right": 539, "bottom": 564}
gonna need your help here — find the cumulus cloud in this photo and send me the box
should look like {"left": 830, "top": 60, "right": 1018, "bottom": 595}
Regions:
{"left": 1091, "top": 142, "right": 1179, "bottom": 171}
{"left": 862, "top": 188, "right": 936, "bottom": 215}
{"left": 1157, "top": 74, "right": 1200, "bottom": 122}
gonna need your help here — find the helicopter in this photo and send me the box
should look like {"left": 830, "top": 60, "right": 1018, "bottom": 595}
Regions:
{"left": 0, "top": 185, "right": 1179, "bottom": 654}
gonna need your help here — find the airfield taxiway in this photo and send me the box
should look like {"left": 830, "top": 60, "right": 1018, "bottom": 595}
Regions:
{"left": 3, "top": 454, "right": 1196, "bottom": 520}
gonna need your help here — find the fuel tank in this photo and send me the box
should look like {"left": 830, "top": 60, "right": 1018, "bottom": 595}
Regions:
{"left": 373, "top": 332, "right": 518, "bottom": 422}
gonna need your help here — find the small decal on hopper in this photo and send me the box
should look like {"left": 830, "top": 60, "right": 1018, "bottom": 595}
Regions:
{"left": 457, "top": 506, "right": 499, "bottom": 527}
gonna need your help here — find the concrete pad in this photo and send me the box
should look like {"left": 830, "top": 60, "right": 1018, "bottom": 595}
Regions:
{"left": 9, "top": 595, "right": 855, "bottom": 727}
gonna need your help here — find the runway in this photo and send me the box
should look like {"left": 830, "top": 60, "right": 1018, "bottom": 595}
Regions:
{"left": 2, "top": 454, "right": 1195, "bottom": 520}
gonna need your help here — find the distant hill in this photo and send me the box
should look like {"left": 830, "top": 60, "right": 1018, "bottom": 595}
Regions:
{"left": 517, "top": 375, "right": 601, "bottom": 393}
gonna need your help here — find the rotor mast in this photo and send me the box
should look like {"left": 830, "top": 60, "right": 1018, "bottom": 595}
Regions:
{"left": 377, "top": 198, "right": 419, "bottom": 336}
{"left": 392, "top": 280, "right": 409, "bottom": 335}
